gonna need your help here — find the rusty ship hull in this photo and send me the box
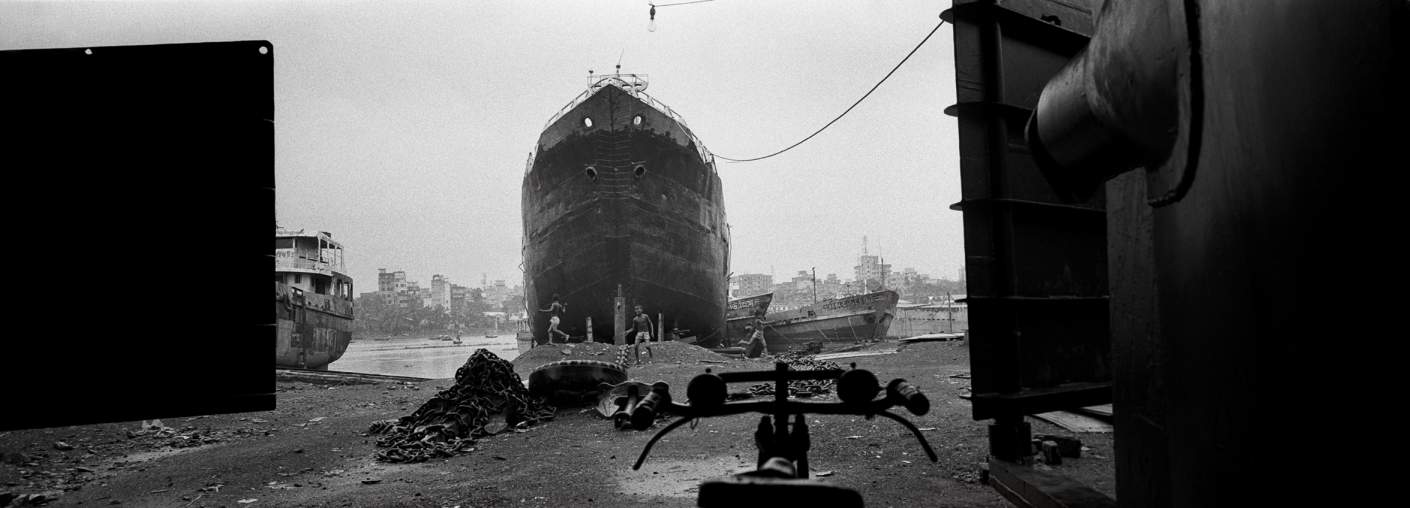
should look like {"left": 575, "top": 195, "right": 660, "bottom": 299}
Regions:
{"left": 522, "top": 76, "right": 729, "bottom": 346}
{"left": 275, "top": 282, "right": 353, "bottom": 369}
{"left": 759, "top": 290, "right": 899, "bottom": 353}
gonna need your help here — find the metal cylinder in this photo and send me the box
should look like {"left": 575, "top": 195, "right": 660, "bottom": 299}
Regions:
{"left": 1026, "top": 0, "right": 1181, "bottom": 201}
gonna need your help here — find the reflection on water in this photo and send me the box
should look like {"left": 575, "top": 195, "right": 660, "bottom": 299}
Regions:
{"left": 329, "top": 336, "right": 520, "bottom": 379}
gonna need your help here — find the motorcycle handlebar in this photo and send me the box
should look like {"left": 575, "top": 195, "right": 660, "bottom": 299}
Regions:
{"left": 629, "top": 367, "right": 938, "bottom": 470}
{"left": 887, "top": 379, "right": 930, "bottom": 416}
{"left": 629, "top": 369, "right": 933, "bottom": 425}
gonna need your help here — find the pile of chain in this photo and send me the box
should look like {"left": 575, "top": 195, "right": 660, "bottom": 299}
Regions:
{"left": 744, "top": 353, "right": 844, "bottom": 398}
{"left": 368, "top": 349, "right": 556, "bottom": 463}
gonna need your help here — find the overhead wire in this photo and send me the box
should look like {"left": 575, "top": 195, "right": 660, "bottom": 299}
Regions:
{"left": 714, "top": 19, "right": 947, "bottom": 164}
{"left": 652, "top": 0, "right": 717, "bottom": 7}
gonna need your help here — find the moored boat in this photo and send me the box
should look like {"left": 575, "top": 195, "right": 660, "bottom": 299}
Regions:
{"left": 521, "top": 72, "right": 729, "bottom": 346}
{"left": 758, "top": 290, "right": 899, "bottom": 353}
{"left": 274, "top": 228, "right": 354, "bottom": 369}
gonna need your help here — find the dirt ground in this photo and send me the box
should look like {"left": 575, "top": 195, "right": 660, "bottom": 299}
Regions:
{"left": 0, "top": 340, "right": 1112, "bottom": 507}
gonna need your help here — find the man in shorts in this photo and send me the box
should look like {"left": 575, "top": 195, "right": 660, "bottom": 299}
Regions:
{"left": 539, "top": 294, "right": 569, "bottom": 344}
{"left": 629, "top": 305, "right": 654, "bottom": 344}
{"left": 739, "top": 323, "right": 768, "bottom": 359}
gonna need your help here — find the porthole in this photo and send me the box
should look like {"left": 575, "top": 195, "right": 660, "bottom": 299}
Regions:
{"left": 585, "top": 166, "right": 598, "bottom": 182}
{"left": 583, "top": 117, "right": 594, "bottom": 128}
{"left": 632, "top": 115, "right": 643, "bottom": 126}
{"left": 634, "top": 165, "right": 646, "bottom": 179}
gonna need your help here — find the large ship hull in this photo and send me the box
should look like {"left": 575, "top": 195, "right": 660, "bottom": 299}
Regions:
{"left": 275, "top": 282, "right": 352, "bottom": 369}
{"left": 522, "top": 81, "right": 729, "bottom": 345}
{"left": 759, "top": 290, "right": 899, "bottom": 353}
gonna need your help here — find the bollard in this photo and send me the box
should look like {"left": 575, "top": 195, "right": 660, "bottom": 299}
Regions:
{"left": 586, "top": 317, "right": 594, "bottom": 343}
{"left": 613, "top": 286, "right": 626, "bottom": 345}
{"left": 657, "top": 313, "right": 664, "bottom": 342}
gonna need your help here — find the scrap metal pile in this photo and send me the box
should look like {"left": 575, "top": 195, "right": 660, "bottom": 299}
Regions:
{"left": 743, "top": 353, "right": 844, "bottom": 398}
{"left": 368, "top": 349, "right": 556, "bottom": 463}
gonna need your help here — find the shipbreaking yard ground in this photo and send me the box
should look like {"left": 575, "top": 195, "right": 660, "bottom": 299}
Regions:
{"left": 0, "top": 341, "right": 1113, "bottom": 507}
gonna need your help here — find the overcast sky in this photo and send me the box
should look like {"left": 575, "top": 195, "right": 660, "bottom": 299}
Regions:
{"left": 4, "top": 0, "right": 965, "bottom": 291}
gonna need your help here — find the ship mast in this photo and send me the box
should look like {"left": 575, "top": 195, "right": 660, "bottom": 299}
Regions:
{"left": 811, "top": 266, "right": 818, "bottom": 306}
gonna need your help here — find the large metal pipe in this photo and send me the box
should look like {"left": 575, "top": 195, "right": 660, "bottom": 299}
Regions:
{"left": 1026, "top": 0, "right": 1182, "bottom": 201}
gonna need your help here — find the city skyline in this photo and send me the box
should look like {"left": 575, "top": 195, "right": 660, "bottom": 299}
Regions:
{"left": 366, "top": 250, "right": 962, "bottom": 298}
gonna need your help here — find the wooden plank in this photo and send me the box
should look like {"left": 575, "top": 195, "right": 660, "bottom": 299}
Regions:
{"left": 1075, "top": 404, "right": 1112, "bottom": 418}
{"left": 812, "top": 350, "right": 898, "bottom": 361}
{"left": 1031, "top": 411, "right": 1112, "bottom": 433}
{"left": 898, "top": 333, "right": 966, "bottom": 343}
{"left": 971, "top": 382, "right": 1112, "bottom": 420}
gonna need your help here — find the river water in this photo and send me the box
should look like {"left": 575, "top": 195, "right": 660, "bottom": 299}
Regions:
{"left": 328, "top": 335, "right": 520, "bottom": 379}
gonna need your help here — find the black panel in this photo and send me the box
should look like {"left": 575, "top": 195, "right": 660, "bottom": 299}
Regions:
{"left": 1, "top": 41, "right": 274, "bottom": 430}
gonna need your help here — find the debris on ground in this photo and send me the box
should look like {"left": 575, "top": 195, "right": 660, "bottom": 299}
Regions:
{"left": 1033, "top": 434, "right": 1083, "bottom": 458}
{"left": 368, "top": 349, "right": 556, "bottom": 463}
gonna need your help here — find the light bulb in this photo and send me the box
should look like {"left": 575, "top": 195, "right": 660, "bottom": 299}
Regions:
{"left": 648, "top": 19, "right": 657, "bottom": 32}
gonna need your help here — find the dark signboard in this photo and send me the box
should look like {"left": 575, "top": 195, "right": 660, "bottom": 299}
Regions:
{"left": 1, "top": 41, "right": 274, "bottom": 430}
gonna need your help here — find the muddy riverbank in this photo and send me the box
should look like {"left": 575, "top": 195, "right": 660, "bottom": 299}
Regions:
{"left": 0, "top": 340, "right": 1112, "bottom": 507}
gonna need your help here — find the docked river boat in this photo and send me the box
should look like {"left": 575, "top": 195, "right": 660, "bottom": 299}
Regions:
{"left": 274, "top": 228, "right": 354, "bottom": 369}
{"left": 759, "top": 290, "right": 899, "bottom": 353}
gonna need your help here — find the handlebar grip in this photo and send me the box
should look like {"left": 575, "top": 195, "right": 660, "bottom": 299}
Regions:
{"left": 631, "top": 384, "right": 670, "bottom": 430}
{"left": 887, "top": 379, "right": 930, "bottom": 416}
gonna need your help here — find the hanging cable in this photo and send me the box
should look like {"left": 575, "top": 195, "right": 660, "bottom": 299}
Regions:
{"left": 649, "top": 0, "right": 715, "bottom": 31}
{"left": 715, "top": 19, "right": 946, "bottom": 163}
{"left": 654, "top": 0, "right": 716, "bottom": 7}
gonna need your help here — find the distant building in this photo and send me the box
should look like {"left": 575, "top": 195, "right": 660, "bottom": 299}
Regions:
{"left": 393, "top": 271, "right": 408, "bottom": 293}
{"left": 482, "top": 279, "right": 511, "bottom": 307}
{"left": 732, "top": 273, "right": 773, "bottom": 299}
{"left": 378, "top": 268, "right": 396, "bottom": 292}
{"left": 854, "top": 253, "right": 892, "bottom": 291}
{"left": 820, "top": 273, "right": 845, "bottom": 300}
{"left": 790, "top": 271, "right": 812, "bottom": 290}
{"left": 430, "top": 274, "right": 451, "bottom": 309}
{"left": 417, "top": 285, "right": 432, "bottom": 308}
{"left": 450, "top": 284, "right": 469, "bottom": 310}
{"left": 376, "top": 268, "right": 419, "bottom": 307}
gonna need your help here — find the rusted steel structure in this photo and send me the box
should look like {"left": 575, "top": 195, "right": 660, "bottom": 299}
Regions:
{"left": 950, "top": 0, "right": 1405, "bottom": 506}
{"left": 522, "top": 74, "right": 729, "bottom": 346}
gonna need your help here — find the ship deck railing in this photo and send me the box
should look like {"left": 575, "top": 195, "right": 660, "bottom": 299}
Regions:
{"left": 275, "top": 251, "right": 346, "bottom": 275}
{"left": 529, "top": 73, "right": 715, "bottom": 173}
